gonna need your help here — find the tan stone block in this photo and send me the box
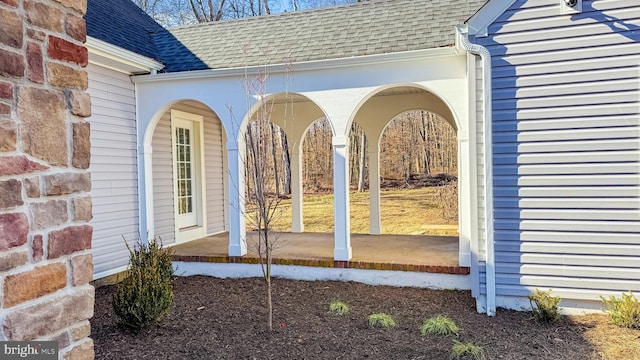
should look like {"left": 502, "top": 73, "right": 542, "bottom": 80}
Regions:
{"left": 0, "top": 213, "right": 29, "bottom": 251}
{"left": 0, "top": 120, "right": 17, "bottom": 151}
{"left": 3, "top": 262, "right": 67, "bottom": 307}
{"left": 73, "top": 196, "right": 92, "bottom": 221}
{"left": 17, "top": 86, "right": 67, "bottom": 166}
{"left": 0, "top": 156, "right": 49, "bottom": 177}
{"left": 2, "top": 285, "right": 94, "bottom": 340}
{"left": 47, "top": 63, "right": 88, "bottom": 90}
{"left": 0, "top": 8, "right": 22, "bottom": 49}
{"left": 27, "top": 28, "right": 46, "bottom": 42}
{"left": 0, "top": 249, "right": 28, "bottom": 272}
{"left": 47, "top": 225, "right": 92, "bottom": 259}
{"left": 0, "top": 103, "right": 9, "bottom": 115}
{"left": 65, "top": 14, "right": 86, "bottom": 42}
{"left": 0, "top": 48, "right": 25, "bottom": 78}
{"left": 48, "top": 36, "right": 88, "bottom": 67}
{"left": 0, "top": 179, "right": 23, "bottom": 210}
{"left": 27, "top": 42, "right": 44, "bottom": 84}
{"left": 31, "top": 200, "right": 68, "bottom": 230}
{"left": 44, "top": 173, "right": 91, "bottom": 196}
{"left": 54, "top": 0, "right": 87, "bottom": 15}
{"left": 25, "top": 0, "right": 64, "bottom": 32}
{"left": 71, "top": 254, "right": 92, "bottom": 286}
{"left": 48, "top": 329, "right": 70, "bottom": 350}
{"left": 24, "top": 176, "right": 41, "bottom": 198}
{"left": 68, "top": 91, "right": 91, "bottom": 117}
{"left": 72, "top": 123, "right": 90, "bottom": 169}
{"left": 68, "top": 321, "right": 91, "bottom": 342}
{"left": 32, "top": 234, "right": 44, "bottom": 262}
{"left": 63, "top": 339, "right": 94, "bottom": 360}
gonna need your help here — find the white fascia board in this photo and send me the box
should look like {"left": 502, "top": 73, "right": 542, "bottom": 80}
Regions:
{"left": 86, "top": 36, "right": 164, "bottom": 73}
{"left": 466, "top": 0, "right": 518, "bottom": 37}
{"left": 131, "top": 47, "right": 459, "bottom": 84}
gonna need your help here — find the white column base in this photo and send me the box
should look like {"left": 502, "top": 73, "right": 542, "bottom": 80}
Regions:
{"left": 334, "top": 246, "right": 352, "bottom": 261}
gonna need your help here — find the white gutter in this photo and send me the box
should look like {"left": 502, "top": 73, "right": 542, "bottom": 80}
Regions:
{"left": 457, "top": 25, "right": 496, "bottom": 316}
{"left": 131, "top": 46, "right": 458, "bottom": 83}
{"left": 86, "top": 36, "right": 164, "bottom": 73}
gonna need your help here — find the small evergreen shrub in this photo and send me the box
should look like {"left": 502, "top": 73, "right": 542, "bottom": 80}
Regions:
{"left": 113, "top": 236, "right": 175, "bottom": 331}
{"left": 368, "top": 313, "right": 396, "bottom": 329}
{"left": 600, "top": 291, "right": 640, "bottom": 329}
{"left": 450, "top": 341, "right": 485, "bottom": 360}
{"left": 329, "top": 300, "right": 350, "bottom": 315}
{"left": 420, "top": 315, "right": 459, "bottom": 336}
{"left": 528, "top": 288, "right": 561, "bottom": 324}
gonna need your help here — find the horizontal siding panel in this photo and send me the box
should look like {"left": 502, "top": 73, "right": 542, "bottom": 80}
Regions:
{"left": 494, "top": 208, "right": 640, "bottom": 221}
{"left": 493, "top": 103, "right": 639, "bottom": 121}
{"left": 494, "top": 139, "right": 639, "bottom": 154}
{"left": 495, "top": 274, "right": 639, "bottom": 292}
{"left": 494, "top": 197, "right": 638, "bottom": 209}
{"left": 496, "top": 252, "right": 640, "bottom": 268}
{"left": 494, "top": 127, "right": 639, "bottom": 142}
{"left": 493, "top": 42, "right": 638, "bottom": 67}
{"left": 493, "top": 186, "right": 640, "bottom": 198}
{"left": 493, "top": 163, "right": 639, "bottom": 175}
{"left": 494, "top": 219, "right": 640, "bottom": 233}
{"left": 497, "top": 263, "right": 640, "bottom": 280}
{"left": 495, "top": 241, "right": 640, "bottom": 257}
{"left": 493, "top": 90, "right": 639, "bottom": 110}
{"left": 493, "top": 67, "right": 639, "bottom": 90}
{"left": 494, "top": 230, "right": 640, "bottom": 244}
{"left": 494, "top": 174, "right": 640, "bottom": 187}
{"left": 493, "top": 151, "right": 640, "bottom": 165}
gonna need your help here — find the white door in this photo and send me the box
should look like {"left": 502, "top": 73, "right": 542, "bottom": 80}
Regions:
{"left": 174, "top": 120, "right": 197, "bottom": 229}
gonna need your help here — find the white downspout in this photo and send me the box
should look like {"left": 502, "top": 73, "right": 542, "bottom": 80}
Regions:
{"left": 457, "top": 25, "right": 496, "bottom": 316}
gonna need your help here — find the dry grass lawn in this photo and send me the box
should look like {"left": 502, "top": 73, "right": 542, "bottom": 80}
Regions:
{"left": 258, "top": 187, "right": 458, "bottom": 236}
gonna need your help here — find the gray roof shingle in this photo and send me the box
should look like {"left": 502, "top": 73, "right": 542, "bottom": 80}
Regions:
{"left": 86, "top": 0, "right": 208, "bottom": 72}
{"left": 167, "top": 0, "right": 487, "bottom": 70}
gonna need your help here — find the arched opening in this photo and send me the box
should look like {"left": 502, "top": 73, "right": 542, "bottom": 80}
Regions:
{"left": 147, "top": 99, "right": 227, "bottom": 245}
{"left": 378, "top": 110, "right": 458, "bottom": 235}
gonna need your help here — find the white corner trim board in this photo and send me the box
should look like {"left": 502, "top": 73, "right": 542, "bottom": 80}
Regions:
{"left": 457, "top": 25, "right": 496, "bottom": 316}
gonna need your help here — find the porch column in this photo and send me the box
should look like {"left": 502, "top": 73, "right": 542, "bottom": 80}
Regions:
{"left": 291, "top": 143, "right": 304, "bottom": 233}
{"left": 333, "top": 135, "right": 352, "bottom": 260}
{"left": 227, "top": 141, "right": 247, "bottom": 256}
{"left": 368, "top": 140, "right": 381, "bottom": 235}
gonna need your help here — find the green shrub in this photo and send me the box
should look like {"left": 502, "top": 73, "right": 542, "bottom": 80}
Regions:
{"left": 368, "top": 313, "right": 396, "bottom": 329}
{"left": 528, "top": 288, "right": 561, "bottom": 324}
{"left": 420, "top": 315, "right": 459, "bottom": 336}
{"left": 600, "top": 291, "right": 640, "bottom": 329}
{"left": 329, "top": 300, "right": 350, "bottom": 315}
{"left": 113, "top": 236, "right": 175, "bottom": 331}
{"left": 450, "top": 340, "right": 485, "bottom": 360}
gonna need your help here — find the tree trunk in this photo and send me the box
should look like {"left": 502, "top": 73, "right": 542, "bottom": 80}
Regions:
{"left": 270, "top": 123, "right": 280, "bottom": 198}
{"left": 281, "top": 130, "right": 291, "bottom": 195}
{"left": 357, "top": 132, "right": 366, "bottom": 192}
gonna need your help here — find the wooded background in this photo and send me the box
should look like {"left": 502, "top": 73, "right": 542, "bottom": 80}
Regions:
{"left": 246, "top": 110, "right": 458, "bottom": 196}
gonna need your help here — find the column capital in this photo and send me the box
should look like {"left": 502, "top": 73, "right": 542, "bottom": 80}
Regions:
{"left": 332, "top": 135, "right": 349, "bottom": 147}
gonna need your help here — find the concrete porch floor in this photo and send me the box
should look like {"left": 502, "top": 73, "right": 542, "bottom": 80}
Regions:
{"left": 172, "top": 232, "right": 469, "bottom": 275}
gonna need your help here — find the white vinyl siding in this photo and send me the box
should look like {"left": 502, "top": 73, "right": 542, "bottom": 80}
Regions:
{"left": 476, "top": 0, "right": 640, "bottom": 300}
{"left": 87, "top": 64, "right": 139, "bottom": 279}
{"left": 152, "top": 101, "right": 225, "bottom": 244}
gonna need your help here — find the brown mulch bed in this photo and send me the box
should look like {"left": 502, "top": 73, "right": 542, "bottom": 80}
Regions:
{"left": 92, "top": 276, "right": 637, "bottom": 360}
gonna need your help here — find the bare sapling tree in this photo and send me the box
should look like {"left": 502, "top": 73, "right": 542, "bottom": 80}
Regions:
{"left": 242, "top": 68, "right": 292, "bottom": 331}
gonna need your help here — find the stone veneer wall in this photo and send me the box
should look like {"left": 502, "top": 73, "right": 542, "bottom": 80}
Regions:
{"left": 0, "top": 0, "right": 94, "bottom": 358}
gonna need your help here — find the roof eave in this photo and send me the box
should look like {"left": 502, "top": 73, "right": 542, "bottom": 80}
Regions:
{"left": 86, "top": 36, "right": 165, "bottom": 75}
{"left": 466, "top": 0, "right": 518, "bottom": 37}
{"left": 131, "top": 46, "right": 460, "bottom": 83}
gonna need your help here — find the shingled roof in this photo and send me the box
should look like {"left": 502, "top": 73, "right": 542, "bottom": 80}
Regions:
{"left": 86, "top": 0, "right": 208, "bottom": 72}
{"left": 167, "top": 0, "right": 487, "bottom": 70}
